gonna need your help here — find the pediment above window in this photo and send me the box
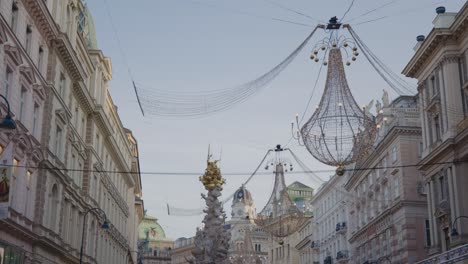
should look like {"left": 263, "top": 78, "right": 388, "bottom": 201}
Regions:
{"left": 4, "top": 45, "right": 23, "bottom": 66}
{"left": 19, "top": 66, "right": 37, "bottom": 85}
{"left": 12, "top": 133, "right": 33, "bottom": 159}
{"left": 33, "top": 85, "right": 46, "bottom": 101}
{"left": 55, "top": 109, "right": 69, "bottom": 124}
{"left": 29, "top": 148, "right": 44, "bottom": 166}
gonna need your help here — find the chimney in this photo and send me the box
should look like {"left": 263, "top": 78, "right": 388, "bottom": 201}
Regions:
{"left": 413, "top": 35, "right": 425, "bottom": 51}
{"left": 432, "top": 6, "right": 456, "bottom": 28}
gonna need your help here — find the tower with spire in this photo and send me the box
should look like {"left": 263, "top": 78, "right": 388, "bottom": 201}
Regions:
{"left": 227, "top": 185, "right": 269, "bottom": 263}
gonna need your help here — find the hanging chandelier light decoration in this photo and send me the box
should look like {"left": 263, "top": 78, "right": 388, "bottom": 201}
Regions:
{"left": 297, "top": 17, "right": 377, "bottom": 175}
{"left": 309, "top": 23, "right": 359, "bottom": 67}
{"left": 254, "top": 145, "right": 310, "bottom": 242}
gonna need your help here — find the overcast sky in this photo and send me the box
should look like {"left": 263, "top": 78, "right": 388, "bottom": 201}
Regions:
{"left": 86, "top": 0, "right": 465, "bottom": 239}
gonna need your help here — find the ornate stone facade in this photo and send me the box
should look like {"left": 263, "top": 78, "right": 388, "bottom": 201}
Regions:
{"left": 0, "top": 0, "right": 144, "bottom": 263}
{"left": 227, "top": 186, "right": 268, "bottom": 264}
{"left": 345, "top": 95, "right": 427, "bottom": 264}
{"left": 403, "top": 3, "right": 468, "bottom": 262}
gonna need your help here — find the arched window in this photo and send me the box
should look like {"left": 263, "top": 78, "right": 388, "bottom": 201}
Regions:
{"left": 48, "top": 184, "right": 59, "bottom": 230}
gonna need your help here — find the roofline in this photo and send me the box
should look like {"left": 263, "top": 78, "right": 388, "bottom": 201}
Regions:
{"left": 402, "top": 2, "right": 468, "bottom": 78}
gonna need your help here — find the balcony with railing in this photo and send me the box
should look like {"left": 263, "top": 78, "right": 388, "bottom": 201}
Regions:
{"left": 324, "top": 256, "right": 333, "bottom": 264}
{"left": 310, "top": 240, "right": 320, "bottom": 251}
{"left": 336, "top": 222, "right": 347, "bottom": 234}
{"left": 337, "top": 250, "right": 350, "bottom": 263}
{"left": 416, "top": 244, "right": 468, "bottom": 264}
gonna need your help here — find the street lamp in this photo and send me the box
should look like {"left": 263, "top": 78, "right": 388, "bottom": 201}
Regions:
{"left": 79, "top": 207, "right": 110, "bottom": 264}
{"left": 0, "top": 94, "right": 16, "bottom": 130}
{"left": 450, "top": 216, "right": 468, "bottom": 237}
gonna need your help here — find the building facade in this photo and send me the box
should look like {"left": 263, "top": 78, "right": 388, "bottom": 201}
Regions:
{"left": 268, "top": 180, "right": 313, "bottom": 264}
{"left": 345, "top": 95, "right": 427, "bottom": 264}
{"left": 138, "top": 214, "right": 173, "bottom": 264}
{"left": 170, "top": 237, "right": 195, "bottom": 264}
{"left": 287, "top": 181, "right": 314, "bottom": 211}
{"left": 295, "top": 220, "right": 313, "bottom": 264}
{"left": 310, "top": 172, "right": 350, "bottom": 264}
{"left": 227, "top": 185, "right": 268, "bottom": 264}
{"left": 403, "top": 3, "right": 468, "bottom": 262}
{"left": 0, "top": 0, "right": 144, "bottom": 263}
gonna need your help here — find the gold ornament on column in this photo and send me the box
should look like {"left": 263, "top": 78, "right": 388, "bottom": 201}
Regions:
{"left": 199, "top": 160, "right": 226, "bottom": 191}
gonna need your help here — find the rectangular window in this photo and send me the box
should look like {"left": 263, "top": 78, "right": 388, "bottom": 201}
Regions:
{"left": 394, "top": 177, "right": 400, "bottom": 199}
{"left": 70, "top": 153, "right": 76, "bottom": 181}
{"left": 391, "top": 146, "right": 397, "bottom": 162}
{"left": 38, "top": 46, "right": 44, "bottom": 71}
{"left": 383, "top": 156, "right": 388, "bottom": 172}
{"left": 431, "top": 76, "right": 437, "bottom": 96}
{"left": 19, "top": 88, "right": 26, "bottom": 121}
{"left": 81, "top": 118, "right": 86, "bottom": 136}
{"left": 95, "top": 134, "right": 100, "bottom": 156}
{"left": 439, "top": 176, "right": 445, "bottom": 201}
{"left": 59, "top": 73, "right": 66, "bottom": 97}
{"left": 434, "top": 116, "right": 441, "bottom": 141}
{"left": 11, "top": 3, "right": 18, "bottom": 31}
{"left": 32, "top": 104, "right": 39, "bottom": 137}
{"left": 425, "top": 219, "right": 431, "bottom": 247}
{"left": 25, "top": 25, "right": 32, "bottom": 53}
{"left": 13, "top": 158, "right": 19, "bottom": 176}
{"left": 54, "top": 126, "right": 63, "bottom": 158}
{"left": 77, "top": 161, "right": 83, "bottom": 186}
{"left": 4, "top": 68, "right": 13, "bottom": 98}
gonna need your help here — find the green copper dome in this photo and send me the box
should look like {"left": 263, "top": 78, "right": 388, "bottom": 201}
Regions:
{"left": 78, "top": 5, "right": 98, "bottom": 50}
{"left": 138, "top": 214, "right": 167, "bottom": 241}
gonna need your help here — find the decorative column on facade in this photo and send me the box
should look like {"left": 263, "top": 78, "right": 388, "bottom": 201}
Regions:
{"left": 419, "top": 85, "right": 429, "bottom": 151}
{"left": 450, "top": 166, "right": 463, "bottom": 235}
{"left": 426, "top": 181, "right": 436, "bottom": 247}
{"left": 441, "top": 56, "right": 463, "bottom": 136}
{"left": 429, "top": 179, "right": 439, "bottom": 248}
{"left": 447, "top": 167, "right": 457, "bottom": 233}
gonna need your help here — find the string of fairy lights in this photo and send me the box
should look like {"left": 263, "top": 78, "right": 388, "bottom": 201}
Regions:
{"left": 98, "top": 0, "right": 459, "bottom": 119}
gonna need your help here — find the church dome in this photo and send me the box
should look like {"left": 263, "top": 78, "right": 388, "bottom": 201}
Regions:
{"left": 232, "top": 185, "right": 253, "bottom": 205}
{"left": 138, "top": 214, "right": 167, "bottom": 241}
{"left": 79, "top": 6, "right": 98, "bottom": 50}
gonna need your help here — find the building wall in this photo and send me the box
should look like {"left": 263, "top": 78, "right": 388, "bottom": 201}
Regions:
{"left": 0, "top": 0, "right": 143, "bottom": 263}
{"left": 295, "top": 220, "right": 313, "bottom": 264}
{"left": 171, "top": 238, "right": 195, "bottom": 264}
{"left": 403, "top": 2, "right": 468, "bottom": 260}
{"left": 345, "top": 96, "right": 427, "bottom": 264}
{"left": 310, "top": 172, "right": 350, "bottom": 264}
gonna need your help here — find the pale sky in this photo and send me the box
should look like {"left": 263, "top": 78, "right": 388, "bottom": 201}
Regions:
{"left": 86, "top": 0, "right": 466, "bottom": 239}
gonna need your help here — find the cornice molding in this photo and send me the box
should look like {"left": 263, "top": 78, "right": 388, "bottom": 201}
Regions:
{"left": 21, "top": 0, "right": 58, "bottom": 43}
